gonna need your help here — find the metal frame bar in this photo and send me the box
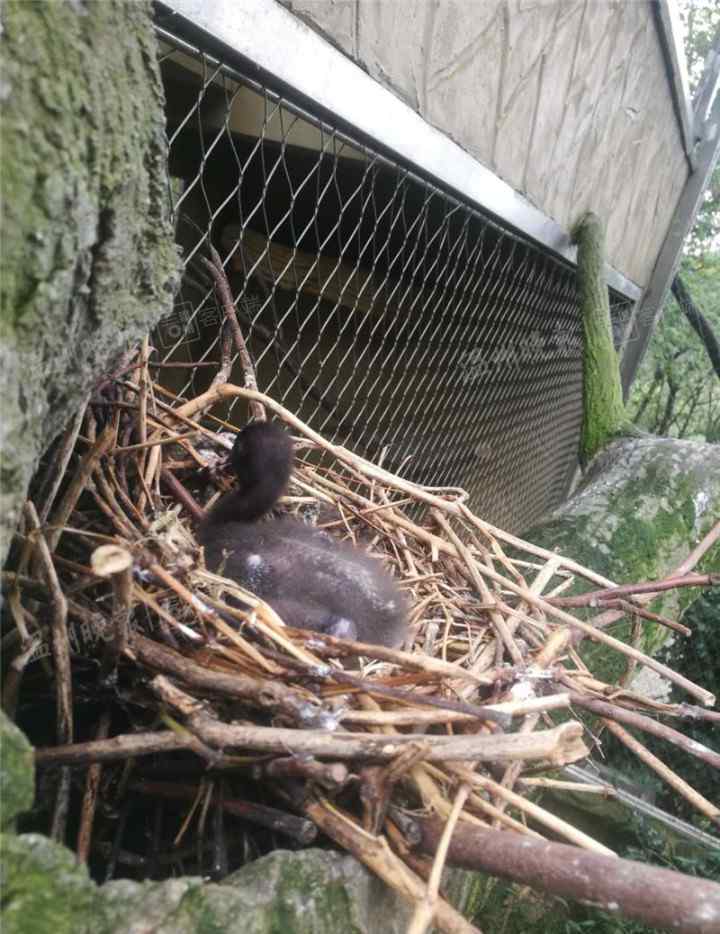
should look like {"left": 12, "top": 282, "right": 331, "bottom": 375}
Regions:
{"left": 156, "top": 0, "right": 642, "bottom": 303}
{"left": 621, "top": 13, "right": 720, "bottom": 393}
{"left": 654, "top": 0, "right": 698, "bottom": 169}
{"left": 620, "top": 84, "right": 720, "bottom": 396}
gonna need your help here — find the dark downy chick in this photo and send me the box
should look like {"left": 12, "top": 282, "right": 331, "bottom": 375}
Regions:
{"left": 198, "top": 422, "right": 408, "bottom": 647}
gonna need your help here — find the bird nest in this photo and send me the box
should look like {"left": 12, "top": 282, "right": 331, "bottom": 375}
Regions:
{"left": 6, "top": 318, "right": 720, "bottom": 932}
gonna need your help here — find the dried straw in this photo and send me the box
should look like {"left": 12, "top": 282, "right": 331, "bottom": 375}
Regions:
{"left": 6, "top": 334, "right": 719, "bottom": 934}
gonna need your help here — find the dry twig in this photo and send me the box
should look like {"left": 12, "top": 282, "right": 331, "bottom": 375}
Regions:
{"left": 10, "top": 349, "right": 717, "bottom": 920}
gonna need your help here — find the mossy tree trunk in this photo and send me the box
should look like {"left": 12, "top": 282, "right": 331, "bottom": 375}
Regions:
{"left": 571, "top": 212, "right": 630, "bottom": 465}
{"left": 0, "top": 0, "right": 179, "bottom": 558}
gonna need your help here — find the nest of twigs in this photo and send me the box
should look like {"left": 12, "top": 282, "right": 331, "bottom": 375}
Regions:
{"left": 5, "top": 266, "right": 720, "bottom": 933}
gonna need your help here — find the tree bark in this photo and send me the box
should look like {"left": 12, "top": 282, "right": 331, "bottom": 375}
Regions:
{"left": 0, "top": 0, "right": 179, "bottom": 559}
{"left": 571, "top": 213, "right": 629, "bottom": 464}
{"left": 416, "top": 818, "right": 720, "bottom": 934}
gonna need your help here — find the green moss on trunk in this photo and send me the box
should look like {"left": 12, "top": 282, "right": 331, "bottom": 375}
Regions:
{"left": 572, "top": 213, "right": 630, "bottom": 464}
{"left": 0, "top": 0, "right": 179, "bottom": 557}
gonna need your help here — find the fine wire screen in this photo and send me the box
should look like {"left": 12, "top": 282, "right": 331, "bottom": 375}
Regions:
{"left": 154, "top": 21, "right": 635, "bottom": 534}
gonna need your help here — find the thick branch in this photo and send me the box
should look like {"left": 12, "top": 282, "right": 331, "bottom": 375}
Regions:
{"left": 130, "top": 633, "right": 318, "bottom": 722}
{"left": 571, "top": 212, "right": 629, "bottom": 462}
{"left": 415, "top": 819, "right": 720, "bottom": 934}
{"left": 672, "top": 274, "right": 720, "bottom": 380}
{"left": 566, "top": 692, "right": 720, "bottom": 770}
{"left": 35, "top": 718, "right": 587, "bottom": 768}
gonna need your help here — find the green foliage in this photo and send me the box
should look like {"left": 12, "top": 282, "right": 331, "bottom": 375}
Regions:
{"left": 628, "top": 2, "right": 720, "bottom": 440}
{"left": 655, "top": 587, "right": 720, "bottom": 816}
{"left": 678, "top": 0, "right": 720, "bottom": 255}
{"left": 549, "top": 588, "right": 720, "bottom": 934}
{"left": 687, "top": 161, "right": 720, "bottom": 258}
{"left": 678, "top": 0, "right": 720, "bottom": 90}
{"left": 628, "top": 255, "right": 720, "bottom": 440}
{"left": 593, "top": 587, "right": 719, "bottom": 821}
{"left": 679, "top": 0, "right": 720, "bottom": 255}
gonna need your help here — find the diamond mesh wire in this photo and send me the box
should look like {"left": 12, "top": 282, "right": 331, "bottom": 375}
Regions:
{"left": 153, "top": 23, "right": 635, "bottom": 534}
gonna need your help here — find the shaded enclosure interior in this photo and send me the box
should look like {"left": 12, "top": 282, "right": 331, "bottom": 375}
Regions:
{"left": 155, "top": 20, "right": 634, "bottom": 533}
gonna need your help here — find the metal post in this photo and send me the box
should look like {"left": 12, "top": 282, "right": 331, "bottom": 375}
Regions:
{"left": 620, "top": 58, "right": 720, "bottom": 398}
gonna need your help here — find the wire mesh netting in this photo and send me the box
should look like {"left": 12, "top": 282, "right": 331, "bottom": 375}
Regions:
{"left": 154, "top": 21, "right": 635, "bottom": 534}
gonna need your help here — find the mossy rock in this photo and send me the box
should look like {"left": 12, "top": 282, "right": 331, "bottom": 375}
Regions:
{"left": 0, "top": 710, "right": 34, "bottom": 829}
{"left": 525, "top": 436, "right": 720, "bottom": 684}
{"left": 1, "top": 835, "right": 481, "bottom": 934}
{"left": 1, "top": 834, "right": 104, "bottom": 934}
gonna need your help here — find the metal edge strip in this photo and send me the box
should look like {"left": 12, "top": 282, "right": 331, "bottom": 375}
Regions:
{"left": 156, "top": 0, "right": 642, "bottom": 302}
{"left": 620, "top": 87, "right": 720, "bottom": 395}
{"left": 655, "top": 0, "right": 697, "bottom": 169}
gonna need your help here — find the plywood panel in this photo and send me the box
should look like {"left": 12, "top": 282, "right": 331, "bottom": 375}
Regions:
{"left": 284, "top": 0, "right": 357, "bottom": 57}
{"left": 288, "top": 0, "right": 689, "bottom": 288}
{"left": 424, "top": 0, "right": 503, "bottom": 168}
{"left": 491, "top": 0, "right": 563, "bottom": 191}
